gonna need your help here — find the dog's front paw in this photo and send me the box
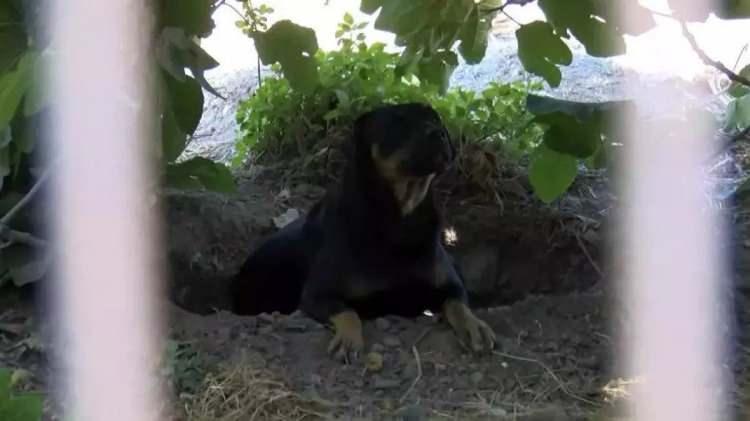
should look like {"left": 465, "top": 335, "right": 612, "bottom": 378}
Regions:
{"left": 328, "top": 310, "right": 364, "bottom": 363}
{"left": 442, "top": 299, "right": 496, "bottom": 352}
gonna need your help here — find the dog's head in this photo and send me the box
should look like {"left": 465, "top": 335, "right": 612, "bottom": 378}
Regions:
{"left": 353, "top": 103, "right": 455, "bottom": 215}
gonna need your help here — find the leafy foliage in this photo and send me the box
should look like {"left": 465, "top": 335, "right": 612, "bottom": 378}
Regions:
{"left": 235, "top": 22, "right": 543, "bottom": 170}
{"left": 0, "top": 368, "right": 43, "bottom": 421}
{"left": 161, "top": 340, "right": 206, "bottom": 395}
{"left": 0, "top": 0, "right": 234, "bottom": 288}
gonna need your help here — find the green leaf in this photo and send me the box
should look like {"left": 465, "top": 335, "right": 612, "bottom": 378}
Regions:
{"left": 516, "top": 21, "right": 572, "bottom": 87}
{"left": 0, "top": 2, "right": 28, "bottom": 73}
{"left": 534, "top": 112, "right": 601, "bottom": 158}
{"left": 343, "top": 12, "right": 354, "bottom": 25}
{"left": 164, "top": 74, "right": 204, "bottom": 135}
{"left": 0, "top": 146, "right": 9, "bottom": 185}
{"left": 529, "top": 145, "right": 577, "bottom": 203}
{"left": 528, "top": 95, "right": 628, "bottom": 118}
{"left": 361, "top": 0, "right": 385, "bottom": 14}
{"left": 458, "top": 7, "right": 489, "bottom": 64}
{"left": 716, "top": 0, "right": 750, "bottom": 19}
{"left": 160, "top": 0, "right": 215, "bottom": 37}
{"left": 374, "top": 0, "right": 431, "bottom": 37}
{"left": 10, "top": 116, "right": 37, "bottom": 155}
{"left": 417, "top": 51, "right": 458, "bottom": 93}
{"left": 526, "top": 93, "right": 633, "bottom": 139}
{"left": 156, "top": 28, "right": 223, "bottom": 98}
{"left": 0, "top": 393, "right": 44, "bottom": 421}
{"left": 538, "top": 0, "right": 626, "bottom": 56}
{"left": 728, "top": 65, "right": 750, "bottom": 98}
{"left": 584, "top": 142, "right": 608, "bottom": 169}
{"left": 161, "top": 108, "right": 187, "bottom": 163}
{"left": 165, "top": 157, "right": 236, "bottom": 193}
{"left": 0, "top": 126, "right": 10, "bottom": 149}
{"left": 0, "top": 52, "right": 35, "bottom": 128}
{"left": 0, "top": 368, "right": 10, "bottom": 396}
{"left": 10, "top": 253, "right": 50, "bottom": 287}
{"left": 24, "top": 50, "right": 51, "bottom": 116}
{"left": 254, "top": 21, "right": 320, "bottom": 93}
{"left": 725, "top": 94, "right": 750, "bottom": 130}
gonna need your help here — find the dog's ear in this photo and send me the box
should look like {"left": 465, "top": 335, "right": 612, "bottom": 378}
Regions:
{"left": 352, "top": 109, "right": 379, "bottom": 148}
{"left": 446, "top": 130, "right": 457, "bottom": 164}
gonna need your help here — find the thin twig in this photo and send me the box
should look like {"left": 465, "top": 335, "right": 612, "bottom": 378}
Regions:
{"left": 411, "top": 325, "right": 434, "bottom": 348}
{"left": 399, "top": 345, "right": 423, "bottom": 404}
{"left": 1, "top": 167, "right": 51, "bottom": 226}
{"left": 575, "top": 233, "right": 603, "bottom": 278}
{"left": 219, "top": 1, "right": 251, "bottom": 26}
{"left": 2, "top": 229, "right": 47, "bottom": 248}
{"left": 481, "top": 0, "right": 526, "bottom": 27}
{"left": 0, "top": 168, "right": 51, "bottom": 248}
{"left": 732, "top": 43, "right": 748, "bottom": 71}
{"left": 493, "top": 351, "right": 598, "bottom": 406}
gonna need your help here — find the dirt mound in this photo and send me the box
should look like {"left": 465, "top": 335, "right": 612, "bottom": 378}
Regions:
{"left": 170, "top": 291, "right": 620, "bottom": 420}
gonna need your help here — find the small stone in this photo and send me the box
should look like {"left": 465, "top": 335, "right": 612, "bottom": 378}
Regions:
{"left": 398, "top": 404, "right": 424, "bottom": 421}
{"left": 289, "top": 310, "right": 305, "bottom": 319}
{"left": 371, "top": 343, "right": 385, "bottom": 353}
{"left": 375, "top": 318, "right": 391, "bottom": 331}
{"left": 373, "top": 377, "right": 401, "bottom": 389}
{"left": 469, "top": 371, "right": 484, "bottom": 385}
{"left": 284, "top": 321, "right": 307, "bottom": 332}
{"left": 517, "top": 406, "right": 569, "bottom": 421}
{"left": 309, "top": 374, "right": 322, "bottom": 386}
{"left": 365, "top": 352, "right": 384, "bottom": 372}
{"left": 258, "top": 313, "right": 275, "bottom": 323}
{"left": 383, "top": 335, "right": 401, "bottom": 348}
{"left": 579, "top": 355, "right": 599, "bottom": 369}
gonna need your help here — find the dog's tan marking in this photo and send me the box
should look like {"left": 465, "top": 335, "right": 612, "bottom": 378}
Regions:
{"left": 443, "top": 299, "right": 496, "bottom": 352}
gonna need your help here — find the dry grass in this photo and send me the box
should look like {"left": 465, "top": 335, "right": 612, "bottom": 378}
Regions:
{"left": 182, "top": 354, "right": 332, "bottom": 421}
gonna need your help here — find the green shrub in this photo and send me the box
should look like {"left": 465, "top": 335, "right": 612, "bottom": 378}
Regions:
{"left": 0, "top": 368, "right": 43, "bottom": 421}
{"left": 234, "top": 16, "right": 543, "bottom": 169}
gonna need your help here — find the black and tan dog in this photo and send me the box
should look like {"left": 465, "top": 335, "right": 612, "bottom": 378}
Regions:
{"left": 230, "top": 103, "right": 495, "bottom": 359}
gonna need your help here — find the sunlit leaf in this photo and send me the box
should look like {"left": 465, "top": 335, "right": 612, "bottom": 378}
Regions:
{"left": 458, "top": 7, "right": 489, "bottom": 64}
{"left": 254, "top": 20, "right": 320, "bottom": 93}
{"left": 725, "top": 94, "right": 750, "bottom": 130}
{"left": 516, "top": 21, "right": 572, "bottom": 87}
{"left": 0, "top": 52, "right": 35, "bottom": 128}
{"left": 417, "top": 51, "right": 458, "bottom": 93}
{"left": 538, "top": 0, "right": 625, "bottom": 57}
{"left": 728, "top": 65, "right": 750, "bottom": 98}
{"left": 24, "top": 50, "right": 52, "bottom": 116}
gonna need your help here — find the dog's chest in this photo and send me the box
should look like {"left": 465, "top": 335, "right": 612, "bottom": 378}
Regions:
{"left": 344, "top": 253, "right": 437, "bottom": 299}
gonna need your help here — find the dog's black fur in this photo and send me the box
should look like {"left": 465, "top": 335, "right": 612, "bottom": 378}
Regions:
{"left": 230, "top": 103, "right": 495, "bottom": 357}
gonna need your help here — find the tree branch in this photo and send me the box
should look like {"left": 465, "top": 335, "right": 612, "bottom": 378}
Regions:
{"left": 678, "top": 20, "right": 750, "bottom": 88}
